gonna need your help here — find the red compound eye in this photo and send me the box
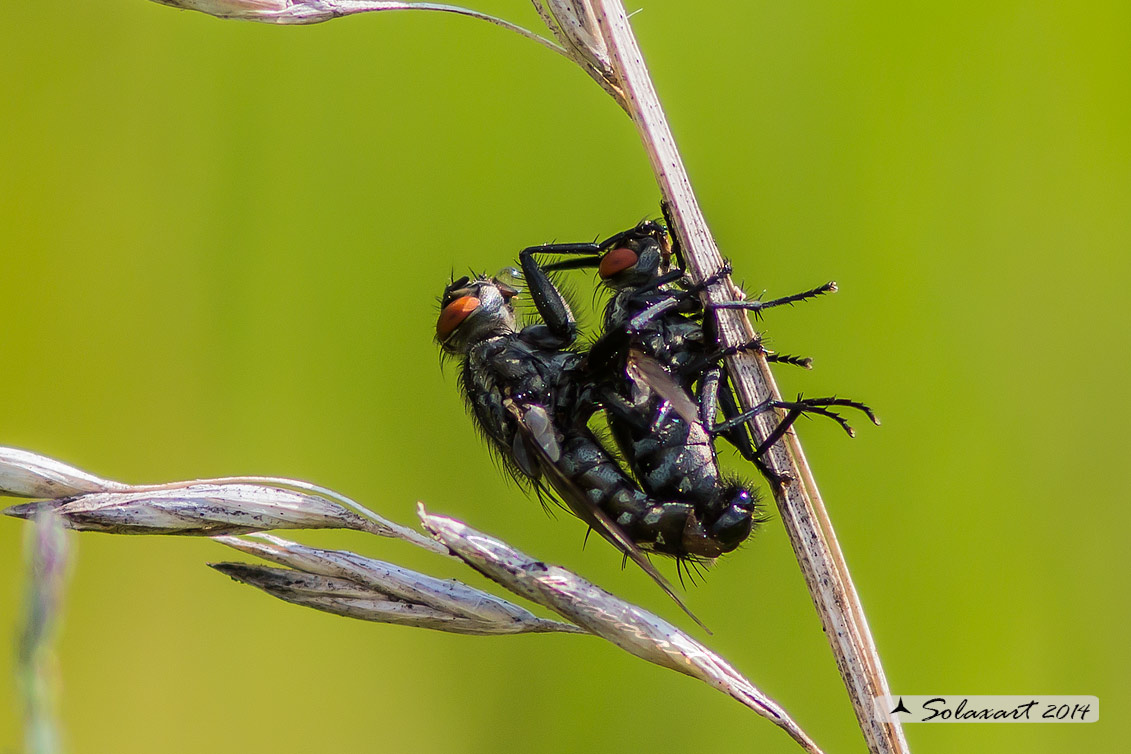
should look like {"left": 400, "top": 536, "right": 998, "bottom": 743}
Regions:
{"left": 599, "top": 247, "right": 638, "bottom": 279}
{"left": 436, "top": 296, "right": 480, "bottom": 340}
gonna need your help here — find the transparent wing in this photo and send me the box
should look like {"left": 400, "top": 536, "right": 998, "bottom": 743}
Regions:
{"left": 625, "top": 349, "right": 702, "bottom": 427}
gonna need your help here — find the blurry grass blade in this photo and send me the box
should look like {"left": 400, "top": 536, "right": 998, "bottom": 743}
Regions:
{"left": 215, "top": 533, "right": 562, "bottom": 626}
{"left": 18, "top": 511, "right": 71, "bottom": 754}
{"left": 211, "top": 562, "right": 581, "bottom": 635}
{"left": 4, "top": 483, "right": 381, "bottom": 535}
{"left": 419, "top": 507, "right": 825, "bottom": 754}
{"left": 0, "top": 446, "right": 126, "bottom": 499}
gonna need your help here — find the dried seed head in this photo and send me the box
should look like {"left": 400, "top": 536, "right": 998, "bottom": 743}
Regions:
{"left": 211, "top": 536, "right": 582, "bottom": 635}
{"left": 4, "top": 484, "right": 378, "bottom": 536}
{"left": 212, "top": 563, "right": 500, "bottom": 632}
{"left": 0, "top": 447, "right": 126, "bottom": 500}
{"left": 418, "top": 507, "right": 824, "bottom": 754}
{"left": 215, "top": 533, "right": 550, "bottom": 626}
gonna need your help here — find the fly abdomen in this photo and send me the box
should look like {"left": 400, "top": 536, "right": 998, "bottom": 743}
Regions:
{"left": 549, "top": 432, "right": 741, "bottom": 559}
{"left": 622, "top": 408, "right": 761, "bottom": 557}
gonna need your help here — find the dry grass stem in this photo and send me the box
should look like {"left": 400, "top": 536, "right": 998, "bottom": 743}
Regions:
{"left": 568, "top": 3, "right": 909, "bottom": 752}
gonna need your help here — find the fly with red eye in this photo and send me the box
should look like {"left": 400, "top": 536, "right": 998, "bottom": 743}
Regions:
{"left": 519, "top": 217, "right": 878, "bottom": 552}
{"left": 435, "top": 217, "right": 877, "bottom": 612}
{"left": 436, "top": 260, "right": 716, "bottom": 627}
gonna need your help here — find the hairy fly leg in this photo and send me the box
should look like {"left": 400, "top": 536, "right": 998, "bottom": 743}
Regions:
{"left": 707, "top": 281, "right": 839, "bottom": 320}
{"left": 713, "top": 395, "right": 880, "bottom": 457}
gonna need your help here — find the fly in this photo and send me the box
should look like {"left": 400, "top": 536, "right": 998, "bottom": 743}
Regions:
{"left": 519, "top": 218, "right": 878, "bottom": 561}
{"left": 436, "top": 253, "right": 711, "bottom": 627}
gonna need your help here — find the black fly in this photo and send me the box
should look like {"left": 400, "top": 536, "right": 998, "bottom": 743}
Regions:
{"left": 520, "top": 219, "right": 878, "bottom": 560}
{"left": 436, "top": 253, "right": 711, "bottom": 626}
{"left": 437, "top": 219, "right": 877, "bottom": 615}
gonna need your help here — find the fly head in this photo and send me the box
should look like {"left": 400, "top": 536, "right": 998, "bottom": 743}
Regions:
{"left": 436, "top": 275, "right": 520, "bottom": 355}
{"left": 597, "top": 219, "right": 673, "bottom": 290}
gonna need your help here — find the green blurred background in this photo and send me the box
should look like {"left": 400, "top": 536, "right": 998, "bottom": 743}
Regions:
{"left": 2, "top": 1, "right": 1128, "bottom": 752}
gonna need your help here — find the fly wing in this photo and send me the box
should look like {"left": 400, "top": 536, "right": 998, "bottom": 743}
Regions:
{"left": 505, "top": 400, "right": 709, "bottom": 632}
{"left": 625, "top": 349, "right": 702, "bottom": 427}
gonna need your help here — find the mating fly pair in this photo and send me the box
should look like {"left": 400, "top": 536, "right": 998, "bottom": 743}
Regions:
{"left": 436, "top": 218, "right": 875, "bottom": 612}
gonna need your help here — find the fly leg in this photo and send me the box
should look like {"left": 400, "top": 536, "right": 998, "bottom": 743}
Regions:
{"left": 617, "top": 263, "right": 733, "bottom": 334}
{"left": 713, "top": 394, "right": 879, "bottom": 458}
{"left": 673, "top": 367, "right": 762, "bottom": 550}
{"left": 708, "top": 281, "right": 839, "bottom": 319}
{"left": 698, "top": 366, "right": 748, "bottom": 453}
{"left": 697, "top": 365, "right": 878, "bottom": 478}
{"left": 698, "top": 368, "right": 785, "bottom": 483}
{"left": 659, "top": 197, "right": 834, "bottom": 319}
{"left": 528, "top": 220, "right": 671, "bottom": 275}
{"left": 767, "top": 353, "right": 816, "bottom": 369}
{"left": 594, "top": 219, "right": 669, "bottom": 253}
{"left": 621, "top": 263, "right": 737, "bottom": 333}
{"left": 516, "top": 245, "right": 579, "bottom": 348}
{"left": 519, "top": 219, "right": 667, "bottom": 273}
{"left": 520, "top": 241, "right": 603, "bottom": 273}
{"left": 681, "top": 334, "right": 814, "bottom": 375}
